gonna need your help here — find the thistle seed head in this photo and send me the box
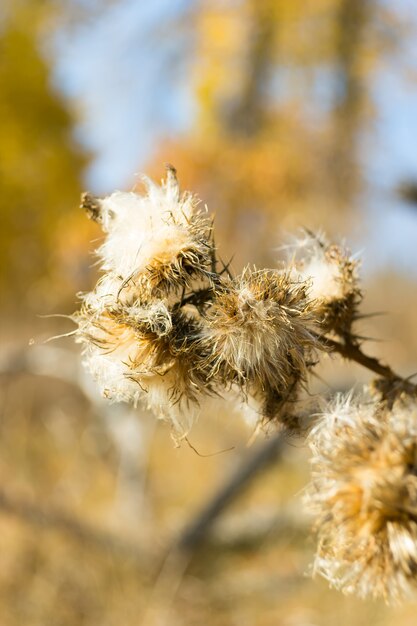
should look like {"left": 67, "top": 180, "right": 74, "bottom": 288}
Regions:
{"left": 76, "top": 298, "right": 212, "bottom": 435}
{"left": 202, "top": 267, "right": 320, "bottom": 426}
{"left": 87, "top": 170, "right": 214, "bottom": 299}
{"left": 75, "top": 171, "right": 338, "bottom": 435}
{"left": 306, "top": 392, "right": 417, "bottom": 603}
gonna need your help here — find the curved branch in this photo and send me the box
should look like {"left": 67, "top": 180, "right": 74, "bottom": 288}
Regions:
{"left": 321, "top": 334, "right": 417, "bottom": 395}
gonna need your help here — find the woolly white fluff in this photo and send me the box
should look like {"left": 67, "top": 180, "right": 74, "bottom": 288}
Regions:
{"left": 79, "top": 295, "right": 198, "bottom": 434}
{"left": 286, "top": 234, "right": 347, "bottom": 302}
{"left": 80, "top": 301, "right": 172, "bottom": 399}
{"left": 143, "top": 370, "right": 199, "bottom": 436}
{"left": 83, "top": 327, "right": 143, "bottom": 405}
{"left": 97, "top": 176, "right": 199, "bottom": 279}
{"left": 308, "top": 391, "right": 371, "bottom": 447}
{"left": 77, "top": 170, "right": 209, "bottom": 436}
{"left": 309, "top": 391, "right": 417, "bottom": 451}
{"left": 86, "top": 345, "right": 197, "bottom": 435}
{"left": 82, "top": 273, "right": 124, "bottom": 311}
{"left": 301, "top": 254, "right": 344, "bottom": 302}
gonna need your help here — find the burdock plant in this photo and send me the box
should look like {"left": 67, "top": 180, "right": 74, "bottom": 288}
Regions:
{"left": 74, "top": 165, "right": 417, "bottom": 603}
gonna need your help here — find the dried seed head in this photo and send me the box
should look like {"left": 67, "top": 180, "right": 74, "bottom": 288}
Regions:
{"left": 202, "top": 268, "right": 320, "bottom": 427}
{"left": 74, "top": 168, "right": 220, "bottom": 434}
{"left": 76, "top": 301, "right": 172, "bottom": 399}
{"left": 289, "top": 233, "right": 361, "bottom": 336}
{"left": 76, "top": 297, "right": 211, "bottom": 435}
{"left": 88, "top": 170, "right": 213, "bottom": 299}
{"left": 306, "top": 393, "right": 417, "bottom": 603}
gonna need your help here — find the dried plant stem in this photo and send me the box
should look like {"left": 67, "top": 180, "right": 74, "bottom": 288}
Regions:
{"left": 322, "top": 334, "right": 417, "bottom": 393}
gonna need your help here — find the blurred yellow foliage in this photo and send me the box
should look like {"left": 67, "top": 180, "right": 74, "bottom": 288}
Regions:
{"left": 0, "top": 1, "right": 86, "bottom": 314}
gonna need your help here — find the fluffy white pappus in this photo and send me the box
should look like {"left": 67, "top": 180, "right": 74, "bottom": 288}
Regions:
{"left": 81, "top": 273, "right": 124, "bottom": 312}
{"left": 302, "top": 254, "right": 343, "bottom": 302}
{"left": 200, "top": 269, "right": 320, "bottom": 428}
{"left": 143, "top": 369, "right": 200, "bottom": 438}
{"left": 76, "top": 297, "right": 206, "bottom": 434}
{"left": 287, "top": 233, "right": 359, "bottom": 303}
{"left": 308, "top": 391, "right": 371, "bottom": 450}
{"left": 83, "top": 338, "right": 198, "bottom": 436}
{"left": 123, "top": 302, "right": 173, "bottom": 337}
{"left": 96, "top": 174, "right": 209, "bottom": 282}
{"left": 76, "top": 298, "right": 173, "bottom": 395}
{"left": 82, "top": 327, "right": 144, "bottom": 405}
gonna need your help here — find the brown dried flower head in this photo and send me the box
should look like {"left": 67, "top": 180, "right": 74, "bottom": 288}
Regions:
{"left": 83, "top": 165, "right": 214, "bottom": 301}
{"left": 306, "top": 392, "right": 417, "bottom": 603}
{"left": 76, "top": 297, "right": 211, "bottom": 435}
{"left": 202, "top": 267, "right": 320, "bottom": 427}
{"left": 75, "top": 168, "right": 219, "bottom": 436}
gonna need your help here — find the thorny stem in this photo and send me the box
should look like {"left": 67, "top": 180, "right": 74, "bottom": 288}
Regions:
{"left": 321, "top": 334, "right": 417, "bottom": 395}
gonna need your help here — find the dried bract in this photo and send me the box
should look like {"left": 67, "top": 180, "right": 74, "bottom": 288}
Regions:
{"left": 306, "top": 393, "right": 417, "bottom": 603}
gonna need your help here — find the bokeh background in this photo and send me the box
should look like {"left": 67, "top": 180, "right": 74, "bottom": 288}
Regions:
{"left": 2, "top": 0, "right": 417, "bottom": 624}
